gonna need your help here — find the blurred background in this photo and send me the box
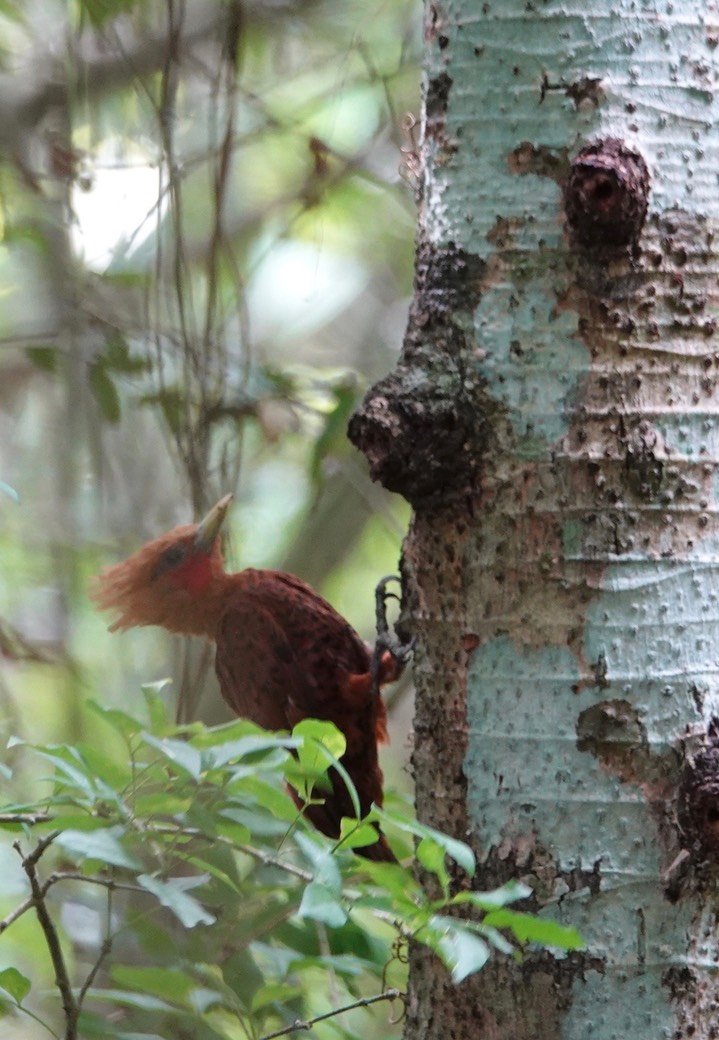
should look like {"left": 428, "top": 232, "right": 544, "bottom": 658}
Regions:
{"left": 0, "top": 0, "right": 420, "bottom": 1034}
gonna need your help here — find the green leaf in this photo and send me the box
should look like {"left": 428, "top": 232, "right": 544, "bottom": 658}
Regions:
{"left": 251, "top": 981, "right": 304, "bottom": 1013}
{"left": 236, "top": 775, "right": 302, "bottom": 822}
{"left": 25, "top": 346, "right": 57, "bottom": 372}
{"left": 286, "top": 730, "right": 361, "bottom": 820}
{"left": 142, "top": 681, "right": 172, "bottom": 733}
{"left": 450, "top": 879, "right": 532, "bottom": 910}
{"left": 48, "top": 813, "right": 121, "bottom": 832}
{"left": 4, "top": 221, "right": 46, "bottom": 251}
{"left": 33, "top": 746, "right": 96, "bottom": 797}
{"left": 183, "top": 802, "right": 221, "bottom": 837}
{"left": 207, "top": 813, "right": 251, "bottom": 848}
{"left": 55, "top": 826, "right": 141, "bottom": 870}
{"left": 111, "top": 965, "right": 194, "bottom": 1006}
{"left": 76, "top": 742, "right": 131, "bottom": 791}
{"left": 204, "top": 734, "right": 296, "bottom": 769}
{"left": 189, "top": 717, "right": 268, "bottom": 747}
{"left": 138, "top": 874, "right": 215, "bottom": 928}
{"left": 188, "top": 987, "right": 225, "bottom": 1014}
{"left": 298, "top": 881, "right": 347, "bottom": 927}
{"left": 218, "top": 805, "right": 288, "bottom": 839}
{"left": 295, "top": 832, "right": 341, "bottom": 893}
{"left": 183, "top": 854, "right": 244, "bottom": 897}
{"left": 435, "top": 924, "right": 491, "bottom": 983}
{"left": 88, "top": 700, "right": 144, "bottom": 738}
{"left": 0, "top": 968, "right": 31, "bottom": 1003}
{"left": 374, "top": 807, "right": 475, "bottom": 878}
{"left": 337, "top": 816, "right": 386, "bottom": 851}
{"left": 143, "top": 734, "right": 203, "bottom": 780}
{"left": 90, "top": 361, "right": 121, "bottom": 423}
{"left": 417, "top": 835, "right": 451, "bottom": 893}
{"left": 133, "top": 792, "right": 192, "bottom": 817}
{"left": 115, "top": 1034, "right": 166, "bottom": 1040}
{"left": 482, "top": 909, "right": 585, "bottom": 951}
{"left": 350, "top": 890, "right": 416, "bottom": 926}
{"left": 293, "top": 719, "right": 346, "bottom": 776}
{"left": 474, "top": 922, "right": 515, "bottom": 956}
{"left": 351, "top": 859, "right": 422, "bottom": 909}
{"left": 418, "top": 915, "right": 492, "bottom": 982}
{"left": 83, "top": 989, "right": 174, "bottom": 1012}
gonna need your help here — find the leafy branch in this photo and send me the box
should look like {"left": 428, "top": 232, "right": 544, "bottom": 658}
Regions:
{"left": 0, "top": 696, "right": 584, "bottom": 1039}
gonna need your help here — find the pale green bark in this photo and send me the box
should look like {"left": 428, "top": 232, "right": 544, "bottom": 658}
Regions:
{"left": 353, "top": 1, "right": 719, "bottom": 1037}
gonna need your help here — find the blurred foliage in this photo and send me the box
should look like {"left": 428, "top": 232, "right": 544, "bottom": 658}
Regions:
{"left": 0, "top": 701, "right": 584, "bottom": 1039}
{"left": 0, "top": 0, "right": 419, "bottom": 1033}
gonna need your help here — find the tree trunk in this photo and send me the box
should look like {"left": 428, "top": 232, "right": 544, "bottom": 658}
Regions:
{"left": 350, "top": 2, "right": 719, "bottom": 1037}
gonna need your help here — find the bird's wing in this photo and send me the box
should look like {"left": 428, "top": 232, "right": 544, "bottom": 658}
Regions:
{"left": 217, "top": 574, "right": 374, "bottom": 728}
{"left": 215, "top": 599, "right": 310, "bottom": 732}
{"left": 214, "top": 585, "right": 389, "bottom": 847}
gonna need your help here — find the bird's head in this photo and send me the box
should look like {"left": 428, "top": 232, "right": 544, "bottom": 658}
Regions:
{"left": 91, "top": 494, "right": 233, "bottom": 637}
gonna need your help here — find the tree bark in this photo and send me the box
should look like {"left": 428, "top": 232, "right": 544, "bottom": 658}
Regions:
{"left": 350, "top": 2, "right": 719, "bottom": 1037}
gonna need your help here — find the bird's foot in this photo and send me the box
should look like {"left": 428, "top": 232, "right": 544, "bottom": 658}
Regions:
{"left": 370, "top": 575, "right": 415, "bottom": 692}
{"left": 374, "top": 574, "right": 401, "bottom": 637}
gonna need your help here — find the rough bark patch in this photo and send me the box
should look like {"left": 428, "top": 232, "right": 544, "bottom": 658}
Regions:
{"left": 678, "top": 721, "right": 719, "bottom": 859}
{"left": 576, "top": 699, "right": 651, "bottom": 783}
{"left": 426, "top": 70, "right": 453, "bottom": 119}
{"left": 507, "top": 141, "right": 570, "bottom": 182}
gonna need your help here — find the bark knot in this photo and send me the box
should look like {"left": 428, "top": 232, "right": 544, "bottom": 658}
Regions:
{"left": 564, "top": 138, "right": 650, "bottom": 250}
{"left": 347, "top": 366, "right": 488, "bottom": 508}
{"left": 348, "top": 241, "right": 496, "bottom": 510}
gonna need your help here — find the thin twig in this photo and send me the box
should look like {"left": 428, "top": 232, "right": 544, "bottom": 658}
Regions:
{"left": 235, "top": 842, "right": 312, "bottom": 880}
{"left": 144, "top": 822, "right": 314, "bottom": 882}
{"left": 77, "top": 880, "right": 113, "bottom": 1009}
{"left": 0, "top": 812, "right": 55, "bottom": 826}
{"left": 14, "top": 839, "right": 79, "bottom": 1040}
{"left": 78, "top": 938, "right": 112, "bottom": 1008}
{"left": 257, "top": 988, "right": 403, "bottom": 1040}
{"left": 44, "top": 872, "right": 146, "bottom": 896}
{"left": 23, "top": 831, "right": 61, "bottom": 867}
{"left": 0, "top": 895, "right": 35, "bottom": 934}
{"left": 7, "top": 1000, "right": 60, "bottom": 1040}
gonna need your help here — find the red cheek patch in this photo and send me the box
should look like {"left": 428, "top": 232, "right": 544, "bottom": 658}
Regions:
{"left": 173, "top": 553, "right": 213, "bottom": 596}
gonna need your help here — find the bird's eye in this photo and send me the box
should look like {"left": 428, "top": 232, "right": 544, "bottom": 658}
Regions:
{"left": 151, "top": 543, "right": 188, "bottom": 580}
{"left": 163, "top": 545, "right": 186, "bottom": 567}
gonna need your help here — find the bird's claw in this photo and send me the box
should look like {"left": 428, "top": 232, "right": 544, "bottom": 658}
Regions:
{"left": 390, "top": 632, "right": 416, "bottom": 663}
{"left": 370, "top": 574, "right": 414, "bottom": 692}
{"left": 374, "top": 574, "right": 401, "bottom": 637}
